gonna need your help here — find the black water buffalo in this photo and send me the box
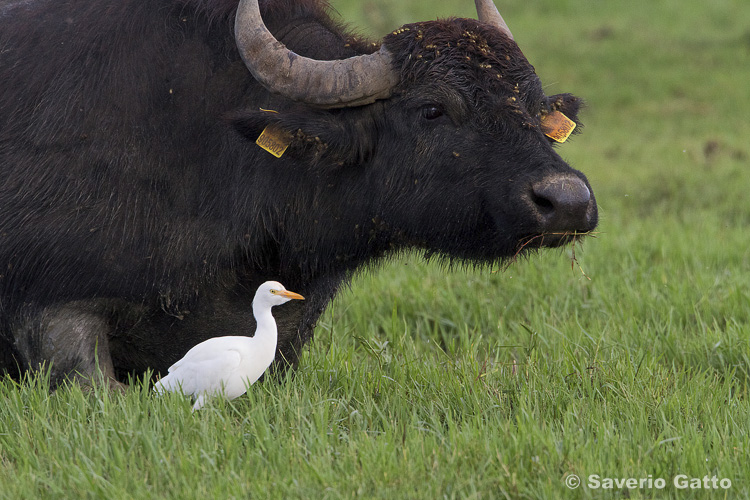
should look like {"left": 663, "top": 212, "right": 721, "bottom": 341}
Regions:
{"left": 0, "top": 0, "right": 597, "bottom": 388}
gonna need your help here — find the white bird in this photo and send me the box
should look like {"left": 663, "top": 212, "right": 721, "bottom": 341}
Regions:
{"left": 153, "top": 280, "right": 304, "bottom": 411}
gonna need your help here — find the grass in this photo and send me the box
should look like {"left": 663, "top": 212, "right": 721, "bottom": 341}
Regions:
{"left": 2, "top": 0, "right": 749, "bottom": 498}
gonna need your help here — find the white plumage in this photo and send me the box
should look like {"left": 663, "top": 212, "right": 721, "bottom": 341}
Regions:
{"left": 153, "top": 281, "right": 304, "bottom": 411}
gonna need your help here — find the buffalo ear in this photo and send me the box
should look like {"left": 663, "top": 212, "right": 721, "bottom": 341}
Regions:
{"left": 546, "top": 93, "right": 583, "bottom": 127}
{"left": 230, "top": 109, "right": 285, "bottom": 142}
{"left": 230, "top": 108, "right": 377, "bottom": 166}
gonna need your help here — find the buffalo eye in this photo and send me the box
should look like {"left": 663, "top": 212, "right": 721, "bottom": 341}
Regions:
{"left": 421, "top": 105, "right": 444, "bottom": 121}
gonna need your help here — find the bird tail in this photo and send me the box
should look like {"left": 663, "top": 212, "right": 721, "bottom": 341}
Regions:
{"left": 153, "top": 374, "right": 176, "bottom": 394}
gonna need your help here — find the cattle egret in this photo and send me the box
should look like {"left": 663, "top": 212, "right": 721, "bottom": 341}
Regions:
{"left": 153, "top": 281, "right": 304, "bottom": 410}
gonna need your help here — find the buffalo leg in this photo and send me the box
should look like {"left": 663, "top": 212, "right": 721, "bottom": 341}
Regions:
{"left": 15, "top": 302, "right": 125, "bottom": 390}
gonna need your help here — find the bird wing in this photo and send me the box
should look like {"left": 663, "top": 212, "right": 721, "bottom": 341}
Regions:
{"left": 167, "top": 337, "right": 244, "bottom": 371}
{"left": 157, "top": 338, "right": 246, "bottom": 397}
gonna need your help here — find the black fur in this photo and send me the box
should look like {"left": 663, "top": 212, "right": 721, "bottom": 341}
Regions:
{"left": 0, "top": 0, "right": 597, "bottom": 386}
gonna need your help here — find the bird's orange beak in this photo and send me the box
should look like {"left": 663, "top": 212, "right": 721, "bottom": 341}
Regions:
{"left": 278, "top": 290, "right": 305, "bottom": 300}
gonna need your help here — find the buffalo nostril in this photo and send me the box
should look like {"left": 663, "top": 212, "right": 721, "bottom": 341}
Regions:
{"left": 530, "top": 191, "right": 555, "bottom": 215}
{"left": 530, "top": 175, "right": 592, "bottom": 232}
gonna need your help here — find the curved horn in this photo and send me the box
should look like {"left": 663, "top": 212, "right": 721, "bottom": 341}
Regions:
{"left": 474, "top": 0, "right": 514, "bottom": 40}
{"left": 234, "top": 0, "right": 399, "bottom": 108}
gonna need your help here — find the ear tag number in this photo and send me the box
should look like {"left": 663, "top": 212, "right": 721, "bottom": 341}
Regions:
{"left": 541, "top": 111, "right": 576, "bottom": 143}
{"left": 256, "top": 124, "right": 292, "bottom": 158}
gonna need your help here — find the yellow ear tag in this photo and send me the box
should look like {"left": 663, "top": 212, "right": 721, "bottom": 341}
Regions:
{"left": 540, "top": 110, "right": 576, "bottom": 143}
{"left": 256, "top": 124, "right": 292, "bottom": 158}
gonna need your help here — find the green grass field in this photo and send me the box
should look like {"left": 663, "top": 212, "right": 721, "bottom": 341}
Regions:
{"left": 2, "top": 0, "right": 749, "bottom": 498}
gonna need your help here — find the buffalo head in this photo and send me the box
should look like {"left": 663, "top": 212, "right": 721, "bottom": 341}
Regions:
{"left": 231, "top": 0, "right": 597, "bottom": 264}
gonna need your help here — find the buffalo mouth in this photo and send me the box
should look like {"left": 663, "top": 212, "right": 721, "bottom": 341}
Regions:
{"left": 515, "top": 229, "right": 591, "bottom": 253}
{"left": 444, "top": 208, "right": 596, "bottom": 264}
{"left": 513, "top": 172, "right": 599, "bottom": 254}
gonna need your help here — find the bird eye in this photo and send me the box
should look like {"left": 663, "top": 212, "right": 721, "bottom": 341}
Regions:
{"left": 269, "top": 289, "right": 277, "bottom": 294}
{"left": 422, "top": 105, "right": 444, "bottom": 120}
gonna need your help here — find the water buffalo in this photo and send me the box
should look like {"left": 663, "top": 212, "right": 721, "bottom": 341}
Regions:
{"left": 0, "top": 0, "right": 597, "bottom": 388}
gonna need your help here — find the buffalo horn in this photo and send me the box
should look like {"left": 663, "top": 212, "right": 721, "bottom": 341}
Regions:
{"left": 474, "top": 0, "right": 514, "bottom": 40}
{"left": 234, "top": 0, "right": 399, "bottom": 108}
